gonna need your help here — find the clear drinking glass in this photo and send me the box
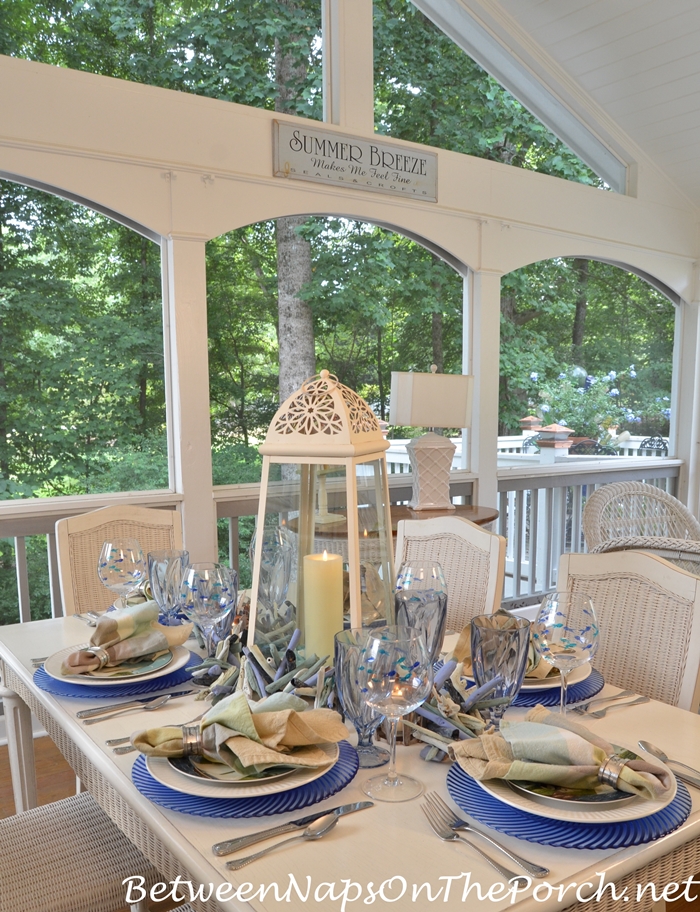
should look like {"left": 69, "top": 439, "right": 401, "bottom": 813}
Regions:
{"left": 358, "top": 625, "right": 433, "bottom": 802}
{"left": 249, "top": 526, "right": 294, "bottom": 634}
{"left": 147, "top": 549, "right": 190, "bottom": 625}
{"left": 533, "top": 591, "right": 599, "bottom": 714}
{"left": 470, "top": 614, "right": 531, "bottom": 731}
{"left": 334, "top": 629, "right": 390, "bottom": 769}
{"left": 179, "top": 562, "right": 238, "bottom": 657}
{"left": 394, "top": 560, "right": 448, "bottom": 665}
{"left": 97, "top": 538, "right": 146, "bottom": 609}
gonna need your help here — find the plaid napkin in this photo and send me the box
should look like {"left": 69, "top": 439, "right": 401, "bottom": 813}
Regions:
{"left": 448, "top": 621, "right": 556, "bottom": 680}
{"left": 132, "top": 691, "right": 349, "bottom": 779}
{"left": 61, "top": 601, "right": 193, "bottom": 676}
{"left": 450, "top": 705, "right": 673, "bottom": 800}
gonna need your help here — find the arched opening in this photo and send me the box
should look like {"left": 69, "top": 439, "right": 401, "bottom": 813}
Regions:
{"left": 205, "top": 213, "right": 471, "bottom": 584}
{"left": 0, "top": 176, "right": 168, "bottom": 620}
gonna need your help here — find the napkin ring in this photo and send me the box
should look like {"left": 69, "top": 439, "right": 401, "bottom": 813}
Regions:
{"left": 87, "top": 646, "right": 110, "bottom": 670}
{"left": 182, "top": 724, "right": 204, "bottom": 757}
{"left": 598, "top": 755, "right": 629, "bottom": 788}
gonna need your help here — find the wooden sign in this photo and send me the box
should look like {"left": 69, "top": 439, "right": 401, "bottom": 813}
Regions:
{"left": 273, "top": 121, "right": 438, "bottom": 201}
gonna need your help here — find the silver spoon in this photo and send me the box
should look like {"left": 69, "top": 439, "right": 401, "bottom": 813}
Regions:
{"left": 638, "top": 741, "right": 700, "bottom": 788}
{"left": 83, "top": 693, "right": 174, "bottom": 725}
{"left": 225, "top": 813, "right": 338, "bottom": 870}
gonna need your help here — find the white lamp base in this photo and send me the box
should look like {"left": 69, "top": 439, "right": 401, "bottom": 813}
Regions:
{"left": 406, "top": 432, "right": 456, "bottom": 511}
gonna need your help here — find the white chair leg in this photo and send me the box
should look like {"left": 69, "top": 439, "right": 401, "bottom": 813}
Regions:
{"left": 0, "top": 685, "right": 38, "bottom": 812}
{"left": 130, "top": 901, "right": 149, "bottom": 912}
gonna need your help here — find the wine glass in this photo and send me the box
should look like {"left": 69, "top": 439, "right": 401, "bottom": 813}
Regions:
{"left": 97, "top": 539, "right": 146, "bottom": 609}
{"left": 533, "top": 591, "right": 599, "bottom": 714}
{"left": 394, "top": 560, "right": 448, "bottom": 665}
{"left": 147, "top": 549, "right": 190, "bottom": 625}
{"left": 470, "top": 614, "right": 530, "bottom": 731}
{"left": 357, "top": 625, "right": 433, "bottom": 802}
{"left": 334, "top": 629, "right": 389, "bottom": 769}
{"left": 179, "top": 563, "right": 238, "bottom": 657}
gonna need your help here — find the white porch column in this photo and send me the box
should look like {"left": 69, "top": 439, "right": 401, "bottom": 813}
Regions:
{"left": 467, "top": 269, "right": 502, "bottom": 508}
{"left": 676, "top": 293, "right": 700, "bottom": 516}
{"left": 322, "top": 0, "right": 374, "bottom": 132}
{"left": 162, "top": 236, "right": 218, "bottom": 562}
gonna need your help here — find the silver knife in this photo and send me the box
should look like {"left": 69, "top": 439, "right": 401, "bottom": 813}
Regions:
{"left": 212, "top": 801, "right": 373, "bottom": 856}
{"left": 75, "top": 690, "right": 195, "bottom": 719}
{"left": 669, "top": 768, "right": 700, "bottom": 790}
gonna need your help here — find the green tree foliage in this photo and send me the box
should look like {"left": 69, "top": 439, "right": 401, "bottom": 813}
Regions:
{"left": 374, "top": 0, "right": 599, "bottom": 186}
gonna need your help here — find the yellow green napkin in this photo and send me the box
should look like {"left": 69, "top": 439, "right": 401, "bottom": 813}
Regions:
{"left": 448, "top": 621, "right": 556, "bottom": 680}
{"left": 450, "top": 705, "right": 672, "bottom": 800}
{"left": 132, "top": 691, "right": 348, "bottom": 779}
{"left": 61, "top": 601, "right": 192, "bottom": 675}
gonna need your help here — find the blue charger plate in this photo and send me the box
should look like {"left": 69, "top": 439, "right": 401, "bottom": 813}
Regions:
{"left": 33, "top": 651, "right": 199, "bottom": 699}
{"left": 446, "top": 763, "right": 691, "bottom": 849}
{"left": 513, "top": 668, "right": 604, "bottom": 707}
{"left": 131, "top": 740, "right": 359, "bottom": 817}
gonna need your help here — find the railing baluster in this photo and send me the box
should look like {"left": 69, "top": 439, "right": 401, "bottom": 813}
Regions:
{"left": 228, "top": 517, "right": 240, "bottom": 574}
{"left": 513, "top": 490, "right": 524, "bottom": 597}
{"left": 46, "top": 532, "right": 64, "bottom": 618}
{"left": 14, "top": 536, "right": 31, "bottom": 623}
{"left": 528, "top": 486, "right": 539, "bottom": 595}
{"left": 571, "top": 485, "right": 583, "bottom": 552}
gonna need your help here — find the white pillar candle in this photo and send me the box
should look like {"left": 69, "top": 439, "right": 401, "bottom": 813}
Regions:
{"left": 303, "top": 550, "right": 344, "bottom": 660}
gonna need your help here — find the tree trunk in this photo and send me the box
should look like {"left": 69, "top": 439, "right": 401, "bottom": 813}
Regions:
{"left": 274, "top": 6, "right": 316, "bottom": 404}
{"left": 431, "top": 310, "right": 444, "bottom": 373}
{"left": 276, "top": 216, "right": 315, "bottom": 402}
{"left": 572, "top": 258, "right": 589, "bottom": 365}
{"left": 377, "top": 324, "right": 385, "bottom": 420}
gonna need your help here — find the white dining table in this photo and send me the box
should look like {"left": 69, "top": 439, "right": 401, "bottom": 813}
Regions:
{"left": 1, "top": 615, "right": 700, "bottom": 912}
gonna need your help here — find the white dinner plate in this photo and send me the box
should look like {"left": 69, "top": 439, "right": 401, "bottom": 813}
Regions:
{"left": 44, "top": 644, "right": 191, "bottom": 686}
{"left": 475, "top": 746, "right": 676, "bottom": 823}
{"left": 146, "top": 742, "right": 340, "bottom": 799}
{"left": 520, "top": 663, "right": 591, "bottom": 691}
{"left": 169, "top": 756, "right": 297, "bottom": 785}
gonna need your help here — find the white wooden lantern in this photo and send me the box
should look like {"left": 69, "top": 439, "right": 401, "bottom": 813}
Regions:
{"left": 249, "top": 371, "right": 395, "bottom": 659}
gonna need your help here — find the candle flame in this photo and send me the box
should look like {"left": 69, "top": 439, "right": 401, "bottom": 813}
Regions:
{"left": 323, "top": 549, "right": 328, "bottom": 561}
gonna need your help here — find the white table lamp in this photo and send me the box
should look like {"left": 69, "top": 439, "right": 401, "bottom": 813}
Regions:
{"left": 390, "top": 366, "right": 473, "bottom": 511}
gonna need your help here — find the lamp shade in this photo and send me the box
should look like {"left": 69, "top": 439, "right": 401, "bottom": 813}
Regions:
{"left": 389, "top": 370, "right": 473, "bottom": 428}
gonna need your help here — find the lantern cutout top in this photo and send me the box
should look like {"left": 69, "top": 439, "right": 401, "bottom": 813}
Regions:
{"left": 260, "top": 370, "right": 389, "bottom": 459}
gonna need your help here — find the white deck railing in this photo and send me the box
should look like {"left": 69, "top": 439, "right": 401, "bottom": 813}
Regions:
{"left": 496, "top": 456, "right": 682, "bottom": 608}
{"left": 0, "top": 443, "right": 681, "bottom": 625}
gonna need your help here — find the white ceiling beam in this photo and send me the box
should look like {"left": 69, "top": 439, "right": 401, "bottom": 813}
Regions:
{"left": 410, "top": 0, "right": 629, "bottom": 194}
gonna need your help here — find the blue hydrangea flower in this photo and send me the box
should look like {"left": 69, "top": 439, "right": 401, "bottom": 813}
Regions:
{"left": 609, "top": 388, "right": 620, "bottom": 397}
{"left": 662, "top": 408, "right": 671, "bottom": 419}
{"left": 530, "top": 372, "right": 539, "bottom": 381}
{"left": 629, "top": 368, "right": 637, "bottom": 378}
{"left": 607, "top": 371, "right": 617, "bottom": 381}
{"left": 558, "top": 373, "right": 566, "bottom": 380}
{"left": 635, "top": 416, "right": 642, "bottom": 423}
{"left": 541, "top": 404, "right": 550, "bottom": 412}
{"left": 577, "top": 388, "right": 585, "bottom": 394}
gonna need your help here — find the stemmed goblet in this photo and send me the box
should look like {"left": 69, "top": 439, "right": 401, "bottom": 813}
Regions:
{"left": 179, "top": 562, "right": 238, "bottom": 657}
{"left": 249, "top": 527, "right": 294, "bottom": 634}
{"left": 470, "top": 614, "right": 530, "bottom": 731}
{"left": 357, "top": 625, "right": 433, "bottom": 802}
{"left": 147, "top": 549, "right": 190, "bottom": 625}
{"left": 97, "top": 538, "right": 146, "bottom": 610}
{"left": 533, "top": 591, "right": 599, "bottom": 714}
{"left": 334, "top": 629, "right": 389, "bottom": 769}
{"left": 394, "top": 560, "right": 448, "bottom": 665}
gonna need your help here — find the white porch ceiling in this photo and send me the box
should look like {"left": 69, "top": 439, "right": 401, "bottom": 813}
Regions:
{"left": 413, "top": 0, "right": 700, "bottom": 207}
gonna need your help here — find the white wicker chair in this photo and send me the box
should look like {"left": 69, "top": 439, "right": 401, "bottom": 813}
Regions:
{"left": 56, "top": 505, "right": 183, "bottom": 615}
{"left": 582, "top": 481, "right": 700, "bottom": 551}
{"left": 558, "top": 550, "right": 700, "bottom": 711}
{"left": 0, "top": 791, "right": 163, "bottom": 912}
{"left": 395, "top": 515, "right": 505, "bottom": 631}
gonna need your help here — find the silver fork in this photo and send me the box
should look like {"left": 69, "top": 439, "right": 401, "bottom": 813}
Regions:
{"left": 425, "top": 793, "right": 549, "bottom": 878}
{"left": 421, "top": 801, "right": 530, "bottom": 887}
{"left": 579, "top": 696, "right": 650, "bottom": 719}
